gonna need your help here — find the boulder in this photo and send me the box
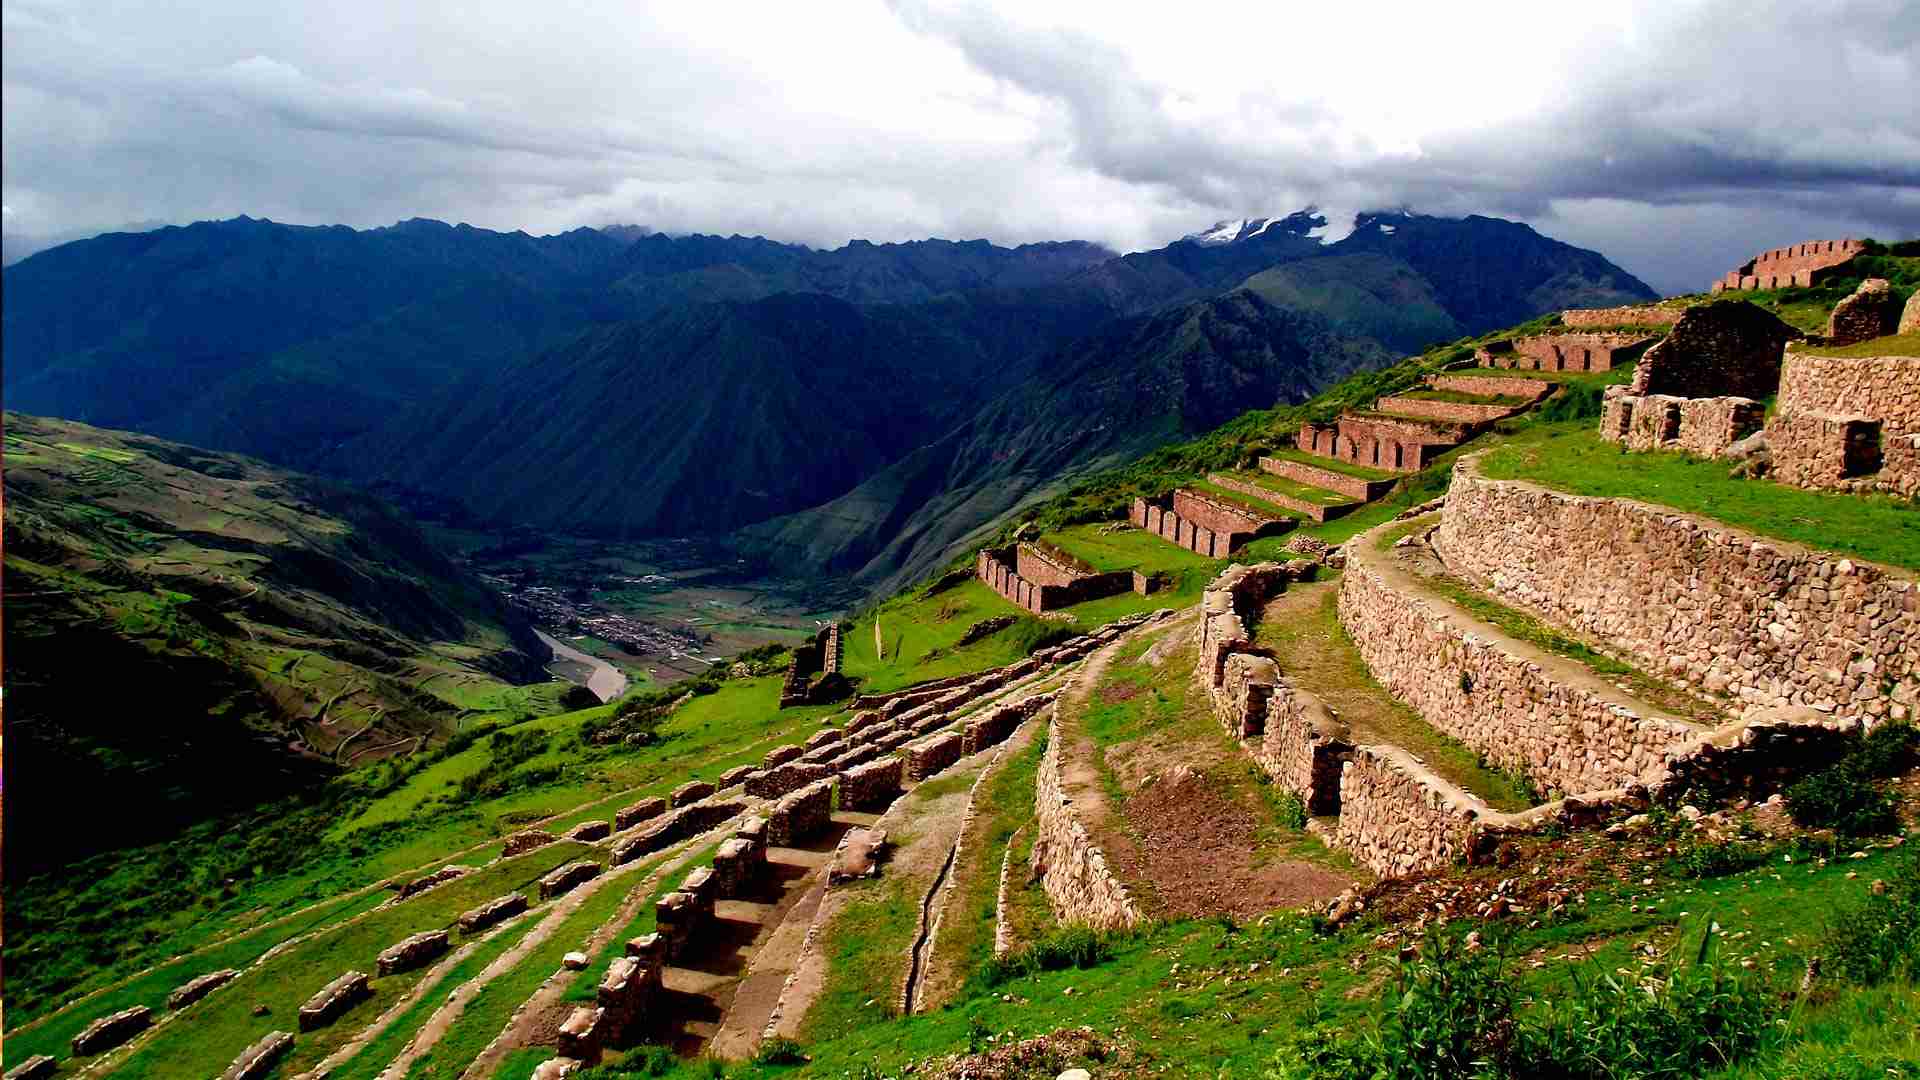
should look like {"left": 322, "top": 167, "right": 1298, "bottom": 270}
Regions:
{"left": 1901, "top": 289, "right": 1920, "bottom": 335}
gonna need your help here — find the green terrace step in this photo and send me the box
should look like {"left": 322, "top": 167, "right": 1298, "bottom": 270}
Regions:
{"left": 1186, "top": 479, "right": 1308, "bottom": 523}
{"left": 1423, "top": 373, "right": 1554, "bottom": 402}
{"left": 1258, "top": 455, "right": 1396, "bottom": 502}
{"left": 1373, "top": 389, "right": 1537, "bottom": 425}
{"left": 1206, "top": 471, "right": 1359, "bottom": 524}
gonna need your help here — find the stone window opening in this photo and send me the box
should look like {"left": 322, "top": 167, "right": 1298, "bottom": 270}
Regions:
{"left": 1842, "top": 420, "right": 1884, "bottom": 479}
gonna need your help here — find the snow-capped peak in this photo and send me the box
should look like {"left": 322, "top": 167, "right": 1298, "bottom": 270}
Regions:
{"left": 1182, "top": 218, "right": 1275, "bottom": 246}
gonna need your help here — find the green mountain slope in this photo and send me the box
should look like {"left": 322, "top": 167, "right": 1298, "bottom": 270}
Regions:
{"left": 2, "top": 413, "right": 552, "bottom": 876}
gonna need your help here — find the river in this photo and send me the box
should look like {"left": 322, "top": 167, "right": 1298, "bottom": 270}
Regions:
{"left": 535, "top": 629, "right": 629, "bottom": 703}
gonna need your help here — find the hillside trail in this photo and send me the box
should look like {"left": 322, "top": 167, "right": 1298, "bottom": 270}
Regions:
{"left": 371, "top": 820, "right": 733, "bottom": 1080}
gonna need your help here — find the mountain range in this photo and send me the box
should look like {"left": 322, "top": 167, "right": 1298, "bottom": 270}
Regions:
{"left": 2, "top": 208, "right": 1656, "bottom": 587}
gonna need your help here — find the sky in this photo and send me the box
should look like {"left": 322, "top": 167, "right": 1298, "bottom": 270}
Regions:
{"left": 3, "top": 0, "right": 1917, "bottom": 294}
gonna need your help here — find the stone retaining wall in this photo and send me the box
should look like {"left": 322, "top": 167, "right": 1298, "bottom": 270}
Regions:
{"left": 1251, "top": 680, "right": 1352, "bottom": 816}
{"left": 1434, "top": 458, "right": 1919, "bottom": 722}
{"left": 1335, "top": 745, "right": 1482, "bottom": 877}
{"left": 962, "top": 692, "right": 1055, "bottom": 755}
{"left": 767, "top": 779, "right": 834, "bottom": 846}
{"left": 1770, "top": 350, "right": 1920, "bottom": 498}
{"left": 1296, "top": 414, "right": 1465, "bottom": 474}
{"left": 501, "top": 830, "right": 556, "bottom": 857}
{"left": 1207, "top": 472, "right": 1353, "bottom": 522}
{"left": 746, "top": 761, "right": 833, "bottom": 798}
{"left": 1338, "top": 542, "right": 1700, "bottom": 794}
{"left": 1031, "top": 704, "right": 1140, "bottom": 930}
{"left": 1599, "top": 389, "right": 1764, "bottom": 457}
{"left": 1375, "top": 394, "right": 1526, "bottom": 424}
{"left": 904, "top": 729, "right": 964, "bottom": 780}
{"left": 1425, "top": 373, "right": 1554, "bottom": 401}
{"left": 1259, "top": 455, "right": 1395, "bottom": 500}
{"left": 1563, "top": 305, "right": 1685, "bottom": 328}
{"left": 540, "top": 860, "right": 603, "bottom": 899}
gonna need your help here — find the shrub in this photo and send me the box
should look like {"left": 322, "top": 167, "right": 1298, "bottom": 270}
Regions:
{"left": 1786, "top": 721, "right": 1914, "bottom": 835}
{"left": 1510, "top": 926, "right": 1781, "bottom": 1079}
{"left": 1673, "top": 833, "right": 1777, "bottom": 878}
{"left": 1274, "top": 790, "right": 1308, "bottom": 830}
{"left": 753, "top": 1037, "right": 807, "bottom": 1066}
{"left": 580, "top": 1043, "right": 677, "bottom": 1076}
{"left": 1822, "top": 850, "right": 1920, "bottom": 985}
{"left": 976, "top": 925, "right": 1118, "bottom": 987}
{"left": 1539, "top": 382, "right": 1605, "bottom": 422}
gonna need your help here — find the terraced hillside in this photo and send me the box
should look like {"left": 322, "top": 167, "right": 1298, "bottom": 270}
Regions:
{"left": 8, "top": 249, "right": 1919, "bottom": 1080}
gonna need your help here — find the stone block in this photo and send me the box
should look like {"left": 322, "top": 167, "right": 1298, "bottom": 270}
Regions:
{"left": 566, "top": 819, "right": 611, "bottom": 843}
{"left": 614, "top": 797, "right": 668, "bottom": 831}
{"left": 557, "top": 1005, "right": 605, "bottom": 1064}
{"left": 72, "top": 1005, "right": 153, "bottom": 1055}
{"left": 670, "top": 780, "right": 716, "bottom": 807}
{"left": 459, "top": 892, "right": 529, "bottom": 932}
{"left": 298, "top": 971, "right": 370, "bottom": 1032}
{"left": 501, "top": 830, "right": 556, "bottom": 857}
{"left": 377, "top": 929, "right": 450, "bottom": 976}
{"left": 220, "top": 1030, "right": 295, "bottom": 1080}
{"left": 539, "top": 860, "right": 602, "bottom": 900}
{"left": 167, "top": 967, "right": 240, "bottom": 1009}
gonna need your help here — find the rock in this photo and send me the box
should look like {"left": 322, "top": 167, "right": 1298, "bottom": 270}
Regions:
{"left": 1059, "top": 1070, "right": 1093, "bottom": 1080}
{"left": 563, "top": 951, "right": 590, "bottom": 970}
{"left": 1826, "top": 278, "right": 1902, "bottom": 345}
{"left": 1872, "top": 879, "right": 1888, "bottom": 896}
{"left": 252, "top": 1004, "right": 271, "bottom": 1016}
{"left": 1724, "top": 429, "right": 1768, "bottom": 460}
{"left": 1901, "top": 289, "right": 1920, "bottom": 335}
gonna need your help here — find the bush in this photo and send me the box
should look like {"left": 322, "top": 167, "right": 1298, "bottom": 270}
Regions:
{"left": 1674, "top": 833, "right": 1777, "bottom": 879}
{"left": 976, "top": 926, "right": 1117, "bottom": 987}
{"left": 580, "top": 1044, "right": 679, "bottom": 1077}
{"left": 1273, "top": 790, "right": 1308, "bottom": 830}
{"left": 1822, "top": 850, "right": 1920, "bottom": 985}
{"left": 753, "top": 1037, "right": 807, "bottom": 1066}
{"left": 1511, "top": 926, "right": 1780, "bottom": 1079}
{"left": 1538, "top": 382, "right": 1605, "bottom": 422}
{"left": 1786, "top": 721, "right": 1914, "bottom": 836}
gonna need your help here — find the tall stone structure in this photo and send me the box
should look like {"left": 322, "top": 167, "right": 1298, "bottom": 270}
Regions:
{"left": 1711, "top": 238, "right": 1863, "bottom": 292}
{"left": 1825, "top": 278, "right": 1903, "bottom": 346}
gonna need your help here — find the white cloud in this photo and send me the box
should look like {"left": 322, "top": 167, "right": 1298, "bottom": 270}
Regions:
{"left": 3, "top": 0, "right": 1916, "bottom": 291}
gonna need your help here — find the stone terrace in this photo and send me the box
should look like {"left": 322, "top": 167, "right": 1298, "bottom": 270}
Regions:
{"left": 1474, "top": 331, "right": 1658, "bottom": 374}
{"left": 1130, "top": 488, "right": 1294, "bottom": 557}
{"left": 1712, "top": 238, "right": 1864, "bottom": 293}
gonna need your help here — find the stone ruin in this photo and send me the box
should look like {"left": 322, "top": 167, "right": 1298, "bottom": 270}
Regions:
{"left": 1130, "top": 488, "right": 1294, "bottom": 558}
{"left": 1599, "top": 389, "right": 1765, "bottom": 458}
{"left": 167, "top": 967, "right": 240, "bottom": 1009}
{"left": 1628, "top": 300, "right": 1797, "bottom": 400}
{"left": 6, "top": 1055, "right": 57, "bottom": 1080}
{"left": 839, "top": 755, "right": 904, "bottom": 810}
{"left": 1295, "top": 413, "right": 1472, "bottom": 474}
{"left": 1474, "top": 331, "right": 1657, "bottom": 373}
{"left": 377, "top": 929, "right": 450, "bottom": 976}
{"left": 566, "top": 819, "right": 611, "bottom": 842}
{"left": 766, "top": 778, "right": 834, "bottom": 846}
{"left": 1768, "top": 343, "right": 1920, "bottom": 499}
{"left": 396, "top": 864, "right": 471, "bottom": 900}
{"left": 612, "top": 799, "right": 745, "bottom": 864}
{"left": 712, "top": 825, "right": 768, "bottom": 897}
{"left": 220, "top": 1030, "right": 294, "bottom": 1080}
{"left": 1712, "top": 238, "right": 1864, "bottom": 292}
{"left": 1259, "top": 455, "right": 1396, "bottom": 502}
{"left": 1826, "top": 277, "right": 1905, "bottom": 346}
{"left": 502, "top": 829, "right": 557, "bottom": 857}
{"left": 904, "top": 729, "right": 964, "bottom": 781}
{"left": 614, "top": 796, "right": 667, "bottom": 831}
{"left": 1561, "top": 304, "right": 1685, "bottom": 329}
{"left": 746, "top": 760, "right": 833, "bottom": 798}
{"left": 71, "top": 1004, "right": 152, "bottom": 1055}
{"left": 976, "top": 541, "right": 1133, "bottom": 613}
{"left": 779, "top": 624, "right": 848, "bottom": 708}
{"left": 558, "top": 1004, "right": 607, "bottom": 1064}
{"left": 718, "top": 763, "right": 757, "bottom": 788}
{"left": 671, "top": 779, "right": 716, "bottom": 807}
{"left": 539, "top": 860, "right": 602, "bottom": 900}
{"left": 656, "top": 864, "right": 719, "bottom": 961}
{"left": 460, "top": 891, "right": 529, "bottom": 932}
{"left": 298, "top": 971, "right": 370, "bottom": 1031}
{"left": 1904, "top": 290, "right": 1920, "bottom": 335}
{"left": 586, "top": 932, "right": 669, "bottom": 1053}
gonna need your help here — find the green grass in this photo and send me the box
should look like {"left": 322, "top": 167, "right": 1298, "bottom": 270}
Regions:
{"left": 1258, "top": 446, "right": 1397, "bottom": 482}
{"left": 105, "top": 841, "right": 596, "bottom": 1078}
{"left": 1393, "top": 387, "right": 1533, "bottom": 405}
{"left": 1185, "top": 478, "right": 1307, "bottom": 521}
{"left": 1208, "top": 469, "right": 1358, "bottom": 509}
{"left": 1480, "top": 421, "right": 1920, "bottom": 571}
{"left": 1453, "top": 364, "right": 1638, "bottom": 387}
{"left": 1794, "top": 332, "right": 1920, "bottom": 358}
{"left": 928, "top": 730, "right": 1050, "bottom": 993}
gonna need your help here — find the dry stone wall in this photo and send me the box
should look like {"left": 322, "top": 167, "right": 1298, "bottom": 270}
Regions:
{"left": 1338, "top": 538, "right": 1701, "bottom": 795}
{"left": 72, "top": 1005, "right": 152, "bottom": 1054}
{"left": 1769, "top": 348, "right": 1920, "bottom": 498}
{"left": 1475, "top": 332, "right": 1655, "bottom": 373}
{"left": 1826, "top": 278, "right": 1903, "bottom": 345}
{"left": 168, "top": 967, "right": 239, "bottom": 1009}
{"left": 1712, "top": 239, "right": 1863, "bottom": 292}
{"left": 1335, "top": 746, "right": 1482, "bottom": 877}
{"left": 615, "top": 797, "right": 667, "bottom": 831}
{"left": 1375, "top": 394, "right": 1527, "bottom": 425}
{"left": 1629, "top": 300, "right": 1795, "bottom": 400}
{"left": 840, "top": 756, "right": 904, "bottom": 809}
{"left": 1563, "top": 305, "right": 1685, "bottom": 328}
{"left": 767, "top": 779, "right": 833, "bottom": 846}
{"left": 1296, "top": 414, "right": 1467, "bottom": 473}
{"left": 220, "top": 1031, "right": 294, "bottom": 1080}
{"left": 1260, "top": 455, "right": 1395, "bottom": 500}
{"left": 298, "top": 972, "right": 369, "bottom": 1032}
{"left": 1434, "top": 459, "right": 1919, "bottom": 723}
{"left": 377, "top": 929, "right": 450, "bottom": 975}
{"left": 1599, "top": 388, "right": 1764, "bottom": 457}
{"left": 460, "top": 893, "right": 527, "bottom": 932}
{"left": 540, "top": 860, "right": 602, "bottom": 899}
{"left": 1206, "top": 472, "right": 1353, "bottom": 522}
{"left": 1031, "top": 704, "right": 1140, "bottom": 930}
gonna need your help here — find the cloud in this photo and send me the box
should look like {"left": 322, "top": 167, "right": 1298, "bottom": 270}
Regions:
{"left": 3, "top": 0, "right": 1916, "bottom": 291}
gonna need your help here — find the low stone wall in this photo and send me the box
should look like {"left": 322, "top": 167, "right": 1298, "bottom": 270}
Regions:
{"left": 1335, "top": 745, "right": 1482, "bottom": 877}
{"left": 1260, "top": 455, "right": 1395, "bottom": 501}
{"left": 1251, "top": 680, "right": 1352, "bottom": 816}
{"left": 1475, "top": 332, "right": 1655, "bottom": 373}
{"left": 671, "top": 780, "right": 716, "bottom": 807}
{"left": 1563, "top": 305, "right": 1686, "bottom": 328}
{"left": 825, "top": 742, "right": 884, "bottom": 773}
{"left": 1712, "top": 238, "right": 1862, "bottom": 293}
{"left": 746, "top": 761, "right": 833, "bottom": 798}
{"left": 1374, "top": 394, "right": 1526, "bottom": 424}
{"left": 614, "top": 798, "right": 667, "bottom": 832}
{"left": 840, "top": 756, "right": 904, "bottom": 810}
{"left": 904, "top": 729, "right": 964, "bottom": 781}
{"left": 1425, "top": 373, "right": 1554, "bottom": 401}
{"left": 168, "top": 967, "right": 239, "bottom": 1009}
{"left": 460, "top": 892, "right": 528, "bottom": 932}
{"left": 298, "top": 972, "right": 370, "bottom": 1032}
{"left": 763, "top": 744, "right": 805, "bottom": 768}
{"left": 1599, "top": 388, "right": 1764, "bottom": 457}
{"left": 1770, "top": 349, "right": 1920, "bottom": 499}
{"left": 377, "top": 929, "right": 450, "bottom": 975}
{"left": 962, "top": 692, "right": 1055, "bottom": 755}
{"left": 501, "top": 830, "right": 556, "bottom": 857}
{"left": 767, "top": 779, "right": 834, "bottom": 846}
{"left": 72, "top": 1005, "right": 152, "bottom": 1054}
{"left": 540, "top": 860, "right": 603, "bottom": 900}
{"left": 567, "top": 820, "right": 611, "bottom": 843}
{"left": 1339, "top": 540, "right": 1700, "bottom": 795}
{"left": 1207, "top": 472, "right": 1354, "bottom": 522}
{"left": 1434, "top": 457, "right": 1919, "bottom": 723}
{"left": 617, "top": 800, "right": 745, "bottom": 863}
{"left": 397, "top": 864, "right": 471, "bottom": 899}
{"left": 1031, "top": 704, "right": 1140, "bottom": 930}
{"left": 220, "top": 1031, "right": 295, "bottom": 1080}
